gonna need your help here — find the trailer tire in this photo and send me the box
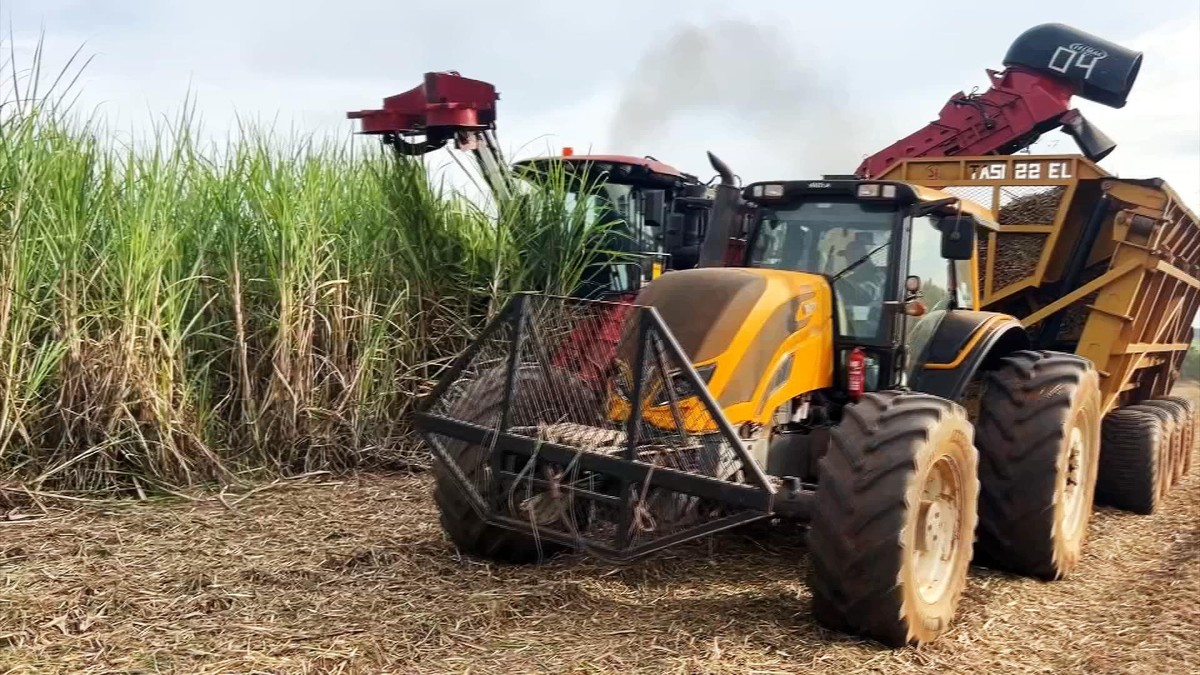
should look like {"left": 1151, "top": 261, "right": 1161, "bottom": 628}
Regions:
{"left": 1125, "top": 404, "right": 1174, "bottom": 502}
{"left": 432, "top": 365, "right": 601, "bottom": 564}
{"left": 1137, "top": 396, "right": 1185, "bottom": 485}
{"left": 973, "top": 350, "right": 1102, "bottom": 580}
{"left": 808, "top": 391, "right": 979, "bottom": 647}
{"left": 1160, "top": 395, "right": 1195, "bottom": 477}
{"left": 1097, "top": 407, "right": 1164, "bottom": 514}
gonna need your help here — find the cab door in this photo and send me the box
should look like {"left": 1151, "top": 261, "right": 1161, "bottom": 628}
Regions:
{"left": 898, "top": 215, "right": 979, "bottom": 386}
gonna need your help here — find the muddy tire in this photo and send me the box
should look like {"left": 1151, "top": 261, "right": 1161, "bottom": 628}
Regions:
{"left": 1097, "top": 407, "right": 1164, "bottom": 514}
{"left": 808, "top": 391, "right": 979, "bottom": 647}
{"left": 1139, "top": 399, "right": 1188, "bottom": 486}
{"left": 974, "top": 350, "right": 1102, "bottom": 580}
{"left": 432, "top": 365, "right": 601, "bottom": 564}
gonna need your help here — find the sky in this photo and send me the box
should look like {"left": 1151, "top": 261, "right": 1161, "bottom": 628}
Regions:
{"left": 3, "top": 1, "right": 1199, "bottom": 327}
{"left": 4, "top": 1, "right": 1197, "bottom": 198}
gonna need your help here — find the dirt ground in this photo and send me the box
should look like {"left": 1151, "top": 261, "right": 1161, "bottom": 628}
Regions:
{"left": 2, "top": 389, "right": 1198, "bottom": 674}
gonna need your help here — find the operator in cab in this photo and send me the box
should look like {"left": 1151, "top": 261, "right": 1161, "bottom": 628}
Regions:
{"left": 839, "top": 234, "right": 886, "bottom": 303}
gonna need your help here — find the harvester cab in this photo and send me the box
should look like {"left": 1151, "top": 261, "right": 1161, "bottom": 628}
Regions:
{"left": 510, "top": 153, "right": 718, "bottom": 295}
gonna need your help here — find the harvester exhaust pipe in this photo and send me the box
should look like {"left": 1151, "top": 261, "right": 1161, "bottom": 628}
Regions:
{"left": 698, "top": 151, "right": 739, "bottom": 268}
{"left": 1059, "top": 110, "right": 1118, "bottom": 162}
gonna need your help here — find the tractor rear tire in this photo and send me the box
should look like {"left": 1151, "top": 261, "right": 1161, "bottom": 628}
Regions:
{"left": 1097, "top": 407, "right": 1164, "bottom": 514}
{"left": 973, "top": 350, "right": 1102, "bottom": 580}
{"left": 432, "top": 365, "right": 601, "bottom": 564}
{"left": 1137, "top": 399, "right": 1186, "bottom": 487}
{"left": 808, "top": 391, "right": 979, "bottom": 647}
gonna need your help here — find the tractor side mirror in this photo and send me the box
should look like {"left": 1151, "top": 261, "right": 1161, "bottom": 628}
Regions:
{"left": 939, "top": 215, "right": 975, "bottom": 260}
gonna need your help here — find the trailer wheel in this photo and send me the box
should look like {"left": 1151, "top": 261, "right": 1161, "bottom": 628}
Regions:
{"left": 1139, "top": 399, "right": 1188, "bottom": 486}
{"left": 1125, "top": 405, "right": 1174, "bottom": 502}
{"left": 1160, "top": 395, "right": 1195, "bottom": 477}
{"left": 432, "top": 365, "right": 601, "bottom": 564}
{"left": 1096, "top": 407, "right": 1164, "bottom": 514}
{"left": 808, "top": 391, "right": 979, "bottom": 647}
{"left": 973, "top": 350, "right": 1102, "bottom": 580}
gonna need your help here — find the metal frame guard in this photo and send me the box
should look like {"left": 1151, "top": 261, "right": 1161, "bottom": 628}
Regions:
{"left": 413, "top": 293, "right": 777, "bottom": 562}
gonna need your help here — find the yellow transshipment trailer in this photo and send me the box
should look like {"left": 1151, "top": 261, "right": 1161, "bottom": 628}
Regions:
{"left": 882, "top": 154, "right": 1200, "bottom": 414}
{"left": 887, "top": 154, "right": 1199, "bottom": 505}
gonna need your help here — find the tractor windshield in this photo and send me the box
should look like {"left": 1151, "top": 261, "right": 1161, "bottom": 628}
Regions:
{"left": 748, "top": 200, "right": 898, "bottom": 340}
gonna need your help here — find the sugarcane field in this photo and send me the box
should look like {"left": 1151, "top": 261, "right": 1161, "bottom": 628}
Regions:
{"left": 3, "top": 3, "right": 1200, "bottom": 674}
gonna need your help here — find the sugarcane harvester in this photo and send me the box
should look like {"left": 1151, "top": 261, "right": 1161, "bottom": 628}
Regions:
{"left": 410, "top": 23, "right": 1199, "bottom": 648}
{"left": 346, "top": 71, "right": 724, "bottom": 287}
{"left": 348, "top": 73, "right": 731, "bottom": 386}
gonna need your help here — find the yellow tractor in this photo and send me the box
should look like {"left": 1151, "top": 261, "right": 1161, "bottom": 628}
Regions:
{"left": 415, "top": 163, "right": 1193, "bottom": 646}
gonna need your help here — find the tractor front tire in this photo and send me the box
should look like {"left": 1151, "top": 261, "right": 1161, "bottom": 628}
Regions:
{"left": 433, "top": 365, "right": 600, "bottom": 564}
{"left": 1097, "top": 407, "right": 1164, "bottom": 514}
{"left": 974, "top": 350, "right": 1102, "bottom": 580}
{"left": 808, "top": 391, "right": 979, "bottom": 647}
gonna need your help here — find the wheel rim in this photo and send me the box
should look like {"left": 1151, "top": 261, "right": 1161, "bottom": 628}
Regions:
{"left": 913, "top": 455, "right": 964, "bottom": 605}
{"left": 1062, "top": 425, "right": 1090, "bottom": 533}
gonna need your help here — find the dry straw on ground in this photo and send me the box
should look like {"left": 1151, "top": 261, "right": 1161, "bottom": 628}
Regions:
{"left": 2, "top": 401, "right": 1197, "bottom": 674}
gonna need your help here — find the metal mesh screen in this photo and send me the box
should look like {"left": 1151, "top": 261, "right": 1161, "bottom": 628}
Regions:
{"left": 993, "top": 233, "right": 1048, "bottom": 291}
{"left": 997, "top": 185, "right": 1066, "bottom": 225}
{"left": 940, "top": 185, "right": 996, "bottom": 212}
{"left": 419, "top": 294, "right": 773, "bottom": 561}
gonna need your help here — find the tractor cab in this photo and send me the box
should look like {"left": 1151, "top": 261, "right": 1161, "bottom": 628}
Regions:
{"left": 738, "top": 179, "right": 998, "bottom": 394}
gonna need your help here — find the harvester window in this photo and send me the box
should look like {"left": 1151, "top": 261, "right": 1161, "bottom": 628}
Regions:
{"left": 564, "top": 183, "right": 659, "bottom": 256}
{"left": 568, "top": 183, "right": 668, "bottom": 298}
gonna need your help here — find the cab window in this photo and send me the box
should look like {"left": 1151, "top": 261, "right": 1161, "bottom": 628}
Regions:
{"left": 954, "top": 259, "right": 975, "bottom": 309}
{"left": 901, "top": 216, "right": 975, "bottom": 384}
{"left": 748, "top": 200, "right": 897, "bottom": 341}
{"left": 906, "top": 216, "right": 950, "bottom": 311}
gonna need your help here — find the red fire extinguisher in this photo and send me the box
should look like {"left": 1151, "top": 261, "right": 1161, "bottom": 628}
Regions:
{"left": 847, "top": 347, "right": 866, "bottom": 401}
